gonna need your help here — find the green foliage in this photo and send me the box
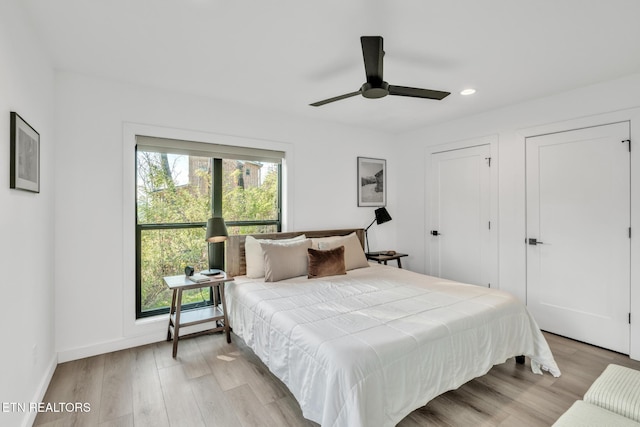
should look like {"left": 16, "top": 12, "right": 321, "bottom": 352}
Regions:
{"left": 140, "top": 228, "right": 207, "bottom": 310}
{"left": 222, "top": 163, "right": 278, "bottom": 223}
{"left": 137, "top": 152, "right": 210, "bottom": 225}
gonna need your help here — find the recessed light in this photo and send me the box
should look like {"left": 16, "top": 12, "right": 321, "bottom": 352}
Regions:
{"left": 460, "top": 88, "right": 476, "bottom": 96}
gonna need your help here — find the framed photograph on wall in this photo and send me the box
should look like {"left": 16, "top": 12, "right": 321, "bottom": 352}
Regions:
{"left": 10, "top": 112, "right": 40, "bottom": 193}
{"left": 357, "top": 157, "right": 386, "bottom": 206}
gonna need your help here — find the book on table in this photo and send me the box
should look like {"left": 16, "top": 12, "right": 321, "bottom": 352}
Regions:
{"left": 188, "top": 274, "right": 211, "bottom": 283}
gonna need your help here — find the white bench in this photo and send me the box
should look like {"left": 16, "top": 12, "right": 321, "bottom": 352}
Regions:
{"left": 553, "top": 364, "right": 640, "bottom": 426}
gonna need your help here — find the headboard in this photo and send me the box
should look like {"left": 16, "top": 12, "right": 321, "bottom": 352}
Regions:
{"left": 226, "top": 228, "right": 365, "bottom": 277}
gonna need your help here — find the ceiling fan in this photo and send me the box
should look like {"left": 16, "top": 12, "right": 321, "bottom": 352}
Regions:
{"left": 310, "top": 36, "right": 450, "bottom": 107}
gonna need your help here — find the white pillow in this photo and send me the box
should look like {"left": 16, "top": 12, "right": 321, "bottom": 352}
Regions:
{"left": 317, "top": 232, "right": 369, "bottom": 271}
{"left": 245, "top": 234, "right": 306, "bottom": 278}
{"left": 311, "top": 235, "right": 340, "bottom": 249}
{"left": 261, "top": 239, "right": 312, "bottom": 282}
{"left": 311, "top": 234, "right": 363, "bottom": 249}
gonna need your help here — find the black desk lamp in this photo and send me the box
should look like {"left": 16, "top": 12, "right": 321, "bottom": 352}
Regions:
{"left": 364, "top": 207, "right": 392, "bottom": 254}
{"left": 201, "top": 217, "right": 228, "bottom": 275}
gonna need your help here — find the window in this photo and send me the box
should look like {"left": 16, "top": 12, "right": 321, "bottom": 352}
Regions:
{"left": 135, "top": 136, "right": 283, "bottom": 318}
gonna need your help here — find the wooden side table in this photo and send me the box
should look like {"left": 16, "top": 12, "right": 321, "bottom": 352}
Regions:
{"left": 164, "top": 273, "right": 233, "bottom": 357}
{"left": 366, "top": 252, "right": 408, "bottom": 268}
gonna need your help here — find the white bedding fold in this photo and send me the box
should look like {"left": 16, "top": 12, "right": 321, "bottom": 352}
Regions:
{"left": 225, "top": 263, "right": 560, "bottom": 427}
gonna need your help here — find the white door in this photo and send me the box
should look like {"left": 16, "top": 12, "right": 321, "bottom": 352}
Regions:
{"left": 430, "top": 144, "right": 492, "bottom": 286}
{"left": 526, "top": 122, "right": 630, "bottom": 353}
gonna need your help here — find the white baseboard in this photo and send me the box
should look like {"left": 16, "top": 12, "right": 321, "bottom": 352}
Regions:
{"left": 57, "top": 332, "right": 166, "bottom": 363}
{"left": 21, "top": 353, "right": 57, "bottom": 427}
{"left": 57, "top": 321, "right": 219, "bottom": 363}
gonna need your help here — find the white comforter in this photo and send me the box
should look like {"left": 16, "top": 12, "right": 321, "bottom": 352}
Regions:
{"left": 225, "top": 263, "right": 560, "bottom": 427}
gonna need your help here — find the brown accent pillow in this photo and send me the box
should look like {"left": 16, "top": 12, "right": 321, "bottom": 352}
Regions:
{"left": 307, "top": 246, "right": 347, "bottom": 279}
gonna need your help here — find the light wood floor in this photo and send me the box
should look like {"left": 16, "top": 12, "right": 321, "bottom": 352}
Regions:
{"left": 34, "top": 331, "right": 640, "bottom": 427}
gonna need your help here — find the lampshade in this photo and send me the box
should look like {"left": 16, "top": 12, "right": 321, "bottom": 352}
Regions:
{"left": 205, "top": 217, "right": 228, "bottom": 243}
{"left": 374, "top": 207, "right": 392, "bottom": 225}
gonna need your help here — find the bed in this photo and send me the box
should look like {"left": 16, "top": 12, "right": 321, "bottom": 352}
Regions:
{"left": 224, "top": 228, "right": 560, "bottom": 427}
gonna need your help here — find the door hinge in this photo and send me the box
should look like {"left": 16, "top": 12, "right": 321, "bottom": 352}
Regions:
{"left": 488, "top": 221, "right": 491, "bottom": 230}
{"left": 488, "top": 283, "right": 491, "bottom": 288}
{"left": 623, "top": 139, "right": 631, "bottom": 152}
{"left": 629, "top": 313, "right": 632, "bottom": 324}
{"left": 630, "top": 227, "right": 632, "bottom": 239}
{"left": 485, "top": 157, "right": 491, "bottom": 167}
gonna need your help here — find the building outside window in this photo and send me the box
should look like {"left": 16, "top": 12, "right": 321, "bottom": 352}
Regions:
{"left": 135, "top": 136, "right": 283, "bottom": 318}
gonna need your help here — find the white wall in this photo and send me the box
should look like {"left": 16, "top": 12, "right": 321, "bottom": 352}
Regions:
{"left": 0, "top": 1, "right": 56, "bottom": 426}
{"left": 49, "top": 69, "right": 640, "bottom": 362}
{"left": 54, "top": 71, "right": 398, "bottom": 361}
{"left": 397, "top": 72, "right": 640, "bottom": 359}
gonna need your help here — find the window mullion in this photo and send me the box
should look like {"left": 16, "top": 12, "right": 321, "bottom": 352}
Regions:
{"left": 208, "top": 158, "right": 224, "bottom": 274}
{"left": 212, "top": 158, "right": 222, "bottom": 216}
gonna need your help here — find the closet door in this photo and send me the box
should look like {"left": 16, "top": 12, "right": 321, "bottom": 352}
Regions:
{"left": 526, "top": 122, "right": 630, "bottom": 353}
{"left": 429, "top": 144, "right": 492, "bottom": 286}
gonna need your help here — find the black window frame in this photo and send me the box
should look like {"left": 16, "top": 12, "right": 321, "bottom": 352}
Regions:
{"left": 135, "top": 152, "right": 282, "bottom": 319}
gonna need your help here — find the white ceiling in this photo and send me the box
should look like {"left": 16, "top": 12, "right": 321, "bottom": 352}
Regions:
{"left": 21, "top": 0, "right": 640, "bottom": 134}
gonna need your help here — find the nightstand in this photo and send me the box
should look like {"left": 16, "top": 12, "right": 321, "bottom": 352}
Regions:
{"left": 366, "top": 252, "right": 408, "bottom": 268}
{"left": 164, "top": 273, "right": 233, "bottom": 357}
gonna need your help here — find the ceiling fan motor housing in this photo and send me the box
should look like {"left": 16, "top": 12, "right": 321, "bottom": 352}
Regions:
{"left": 361, "top": 81, "right": 389, "bottom": 99}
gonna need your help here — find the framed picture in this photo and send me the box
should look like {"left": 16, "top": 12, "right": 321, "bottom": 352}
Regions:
{"left": 10, "top": 112, "right": 40, "bottom": 193}
{"left": 357, "top": 157, "right": 386, "bottom": 207}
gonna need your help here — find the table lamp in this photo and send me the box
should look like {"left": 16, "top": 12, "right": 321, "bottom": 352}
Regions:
{"left": 364, "top": 207, "right": 392, "bottom": 254}
{"left": 201, "top": 217, "right": 228, "bottom": 275}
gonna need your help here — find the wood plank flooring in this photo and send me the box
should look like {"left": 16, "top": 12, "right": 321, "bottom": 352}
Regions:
{"left": 34, "top": 332, "right": 640, "bottom": 427}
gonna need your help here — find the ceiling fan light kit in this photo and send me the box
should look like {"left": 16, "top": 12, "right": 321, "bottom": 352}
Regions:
{"left": 310, "top": 36, "right": 451, "bottom": 107}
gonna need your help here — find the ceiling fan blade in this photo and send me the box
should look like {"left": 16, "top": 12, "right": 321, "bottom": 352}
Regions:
{"left": 361, "top": 36, "right": 384, "bottom": 84}
{"left": 389, "top": 85, "right": 450, "bottom": 100}
{"left": 309, "top": 90, "right": 362, "bottom": 107}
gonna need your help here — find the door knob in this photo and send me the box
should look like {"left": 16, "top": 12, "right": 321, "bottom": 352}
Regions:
{"left": 528, "top": 238, "right": 544, "bottom": 245}
{"left": 431, "top": 230, "right": 441, "bottom": 236}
